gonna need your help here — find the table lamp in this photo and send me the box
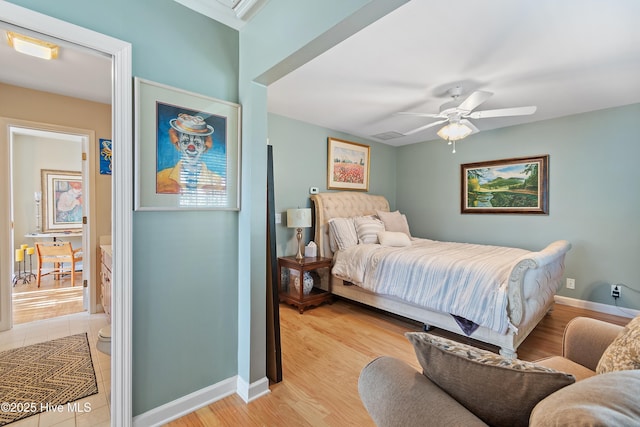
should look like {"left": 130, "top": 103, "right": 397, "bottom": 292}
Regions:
{"left": 287, "top": 208, "right": 311, "bottom": 260}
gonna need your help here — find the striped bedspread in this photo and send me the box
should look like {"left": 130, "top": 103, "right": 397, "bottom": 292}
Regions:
{"left": 332, "top": 238, "right": 531, "bottom": 334}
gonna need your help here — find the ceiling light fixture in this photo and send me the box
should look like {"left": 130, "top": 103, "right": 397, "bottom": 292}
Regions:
{"left": 6, "top": 31, "right": 59, "bottom": 60}
{"left": 436, "top": 119, "right": 473, "bottom": 153}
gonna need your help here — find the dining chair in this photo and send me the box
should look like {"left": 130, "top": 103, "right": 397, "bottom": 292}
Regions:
{"left": 35, "top": 241, "right": 83, "bottom": 287}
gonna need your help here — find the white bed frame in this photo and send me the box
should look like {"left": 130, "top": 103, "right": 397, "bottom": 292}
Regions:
{"left": 310, "top": 192, "right": 571, "bottom": 358}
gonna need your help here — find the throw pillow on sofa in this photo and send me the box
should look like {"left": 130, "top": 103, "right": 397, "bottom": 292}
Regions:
{"left": 529, "top": 370, "right": 640, "bottom": 426}
{"left": 596, "top": 314, "right": 640, "bottom": 374}
{"left": 405, "top": 332, "right": 575, "bottom": 427}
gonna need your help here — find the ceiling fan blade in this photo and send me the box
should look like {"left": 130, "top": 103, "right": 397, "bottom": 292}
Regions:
{"left": 460, "top": 119, "right": 479, "bottom": 134}
{"left": 395, "top": 112, "right": 445, "bottom": 119}
{"left": 402, "top": 119, "right": 449, "bottom": 136}
{"left": 467, "top": 106, "right": 537, "bottom": 119}
{"left": 456, "top": 90, "right": 493, "bottom": 113}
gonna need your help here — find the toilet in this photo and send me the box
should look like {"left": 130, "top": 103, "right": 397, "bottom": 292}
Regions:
{"left": 97, "top": 325, "right": 111, "bottom": 355}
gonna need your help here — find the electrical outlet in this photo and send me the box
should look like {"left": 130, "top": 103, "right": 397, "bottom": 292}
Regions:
{"left": 566, "top": 278, "right": 575, "bottom": 289}
{"left": 611, "top": 284, "right": 621, "bottom": 299}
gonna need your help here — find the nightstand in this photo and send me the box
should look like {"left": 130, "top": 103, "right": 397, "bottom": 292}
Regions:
{"left": 278, "top": 256, "right": 333, "bottom": 313}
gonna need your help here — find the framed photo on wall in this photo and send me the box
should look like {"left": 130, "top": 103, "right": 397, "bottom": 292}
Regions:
{"left": 327, "top": 137, "right": 370, "bottom": 191}
{"left": 41, "top": 169, "right": 83, "bottom": 232}
{"left": 99, "top": 138, "right": 112, "bottom": 175}
{"left": 461, "top": 155, "right": 549, "bottom": 214}
{"left": 134, "top": 77, "right": 241, "bottom": 210}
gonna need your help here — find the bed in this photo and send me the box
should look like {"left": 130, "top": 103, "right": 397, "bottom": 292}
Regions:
{"left": 310, "top": 191, "right": 571, "bottom": 358}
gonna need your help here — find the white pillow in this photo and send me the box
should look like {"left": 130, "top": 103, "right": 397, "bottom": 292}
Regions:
{"left": 376, "top": 210, "right": 412, "bottom": 237}
{"left": 328, "top": 217, "right": 358, "bottom": 251}
{"left": 378, "top": 231, "right": 411, "bottom": 247}
{"left": 354, "top": 216, "right": 385, "bottom": 244}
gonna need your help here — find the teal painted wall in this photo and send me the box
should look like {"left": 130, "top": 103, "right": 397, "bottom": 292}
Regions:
{"left": 8, "top": 0, "right": 241, "bottom": 415}
{"left": 396, "top": 104, "right": 640, "bottom": 312}
{"left": 237, "top": 0, "right": 408, "bottom": 385}
{"left": 268, "top": 113, "right": 397, "bottom": 256}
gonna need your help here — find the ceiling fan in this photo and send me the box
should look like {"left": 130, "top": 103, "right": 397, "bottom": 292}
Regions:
{"left": 397, "top": 86, "right": 537, "bottom": 141}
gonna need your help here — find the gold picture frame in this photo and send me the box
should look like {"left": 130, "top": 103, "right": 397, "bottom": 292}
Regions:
{"left": 327, "top": 137, "right": 370, "bottom": 191}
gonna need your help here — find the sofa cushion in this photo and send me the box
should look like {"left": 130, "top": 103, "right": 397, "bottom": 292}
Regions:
{"left": 535, "top": 355, "right": 596, "bottom": 381}
{"left": 406, "top": 332, "right": 575, "bottom": 427}
{"left": 530, "top": 370, "right": 640, "bottom": 426}
{"left": 596, "top": 314, "right": 640, "bottom": 374}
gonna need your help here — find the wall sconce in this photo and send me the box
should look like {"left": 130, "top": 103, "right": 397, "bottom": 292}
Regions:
{"left": 6, "top": 31, "right": 59, "bottom": 60}
{"left": 287, "top": 208, "right": 311, "bottom": 260}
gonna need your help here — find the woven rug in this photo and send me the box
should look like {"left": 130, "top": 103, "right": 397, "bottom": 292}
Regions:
{"left": 0, "top": 333, "right": 98, "bottom": 425}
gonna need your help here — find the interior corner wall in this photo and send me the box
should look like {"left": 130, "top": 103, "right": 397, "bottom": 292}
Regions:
{"left": 239, "top": 0, "right": 408, "bottom": 387}
{"left": 268, "top": 113, "right": 397, "bottom": 257}
{"left": 396, "top": 103, "right": 640, "bottom": 312}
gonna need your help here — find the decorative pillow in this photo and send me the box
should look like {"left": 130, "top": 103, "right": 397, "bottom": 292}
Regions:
{"left": 328, "top": 217, "right": 358, "bottom": 252}
{"left": 354, "top": 216, "right": 385, "bottom": 244}
{"left": 596, "top": 314, "right": 640, "bottom": 374}
{"left": 377, "top": 231, "right": 411, "bottom": 247}
{"left": 530, "top": 370, "right": 640, "bottom": 426}
{"left": 405, "top": 332, "right": 575, "bottom": 427}
{"left": 376, "top": 210, "right": 411, "bottom": 237}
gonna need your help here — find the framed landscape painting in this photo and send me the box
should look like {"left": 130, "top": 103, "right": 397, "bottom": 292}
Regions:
{"left": 327, "top": 137, "right": 370, "bottom": 191}
{"left": 461, "top": 155, "right": 549, "bottom": 214}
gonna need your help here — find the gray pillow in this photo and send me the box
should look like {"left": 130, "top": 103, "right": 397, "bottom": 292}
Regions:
{"left": 530, "top": 370, "right": 640, "bottom": 426}
{"left": 406, "top": 332, "right": 575, "bottom": 427}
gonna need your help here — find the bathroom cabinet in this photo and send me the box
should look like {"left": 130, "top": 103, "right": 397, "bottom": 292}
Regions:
{"left": 100, "top": 244, "right": 112, "bottom": 323}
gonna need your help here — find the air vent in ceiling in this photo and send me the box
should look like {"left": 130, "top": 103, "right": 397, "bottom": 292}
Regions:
{"left": 371, "top": 131, "right": 405, "bottom": 141}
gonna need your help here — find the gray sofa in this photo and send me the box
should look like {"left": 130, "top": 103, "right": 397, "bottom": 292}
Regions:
{"left": 359, "top": 316, "right": 640, "bottom": 426}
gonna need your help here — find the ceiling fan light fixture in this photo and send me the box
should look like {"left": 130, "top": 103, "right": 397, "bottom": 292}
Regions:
{"left": 6, "top": 31, "right": 59, "bottom": 60}
{"left": 437, "top": 122, "right": 472, "bottom": 142}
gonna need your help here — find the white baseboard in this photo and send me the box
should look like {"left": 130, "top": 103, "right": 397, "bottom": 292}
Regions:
{"left": 237, "top": 376, "right": 270, "bottom": 403}
{"left": 132, "top": 376, "right": 236, "bottom": 427}
{"left": 554, "top": 295, "right": 638, "bottom": 318}
{"left": 132, "top": 375, "right": 271, "bottom": 426}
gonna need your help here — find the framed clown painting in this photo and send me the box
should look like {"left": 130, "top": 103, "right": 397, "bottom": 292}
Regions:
{"left": 134, "top": 78, "right": 241, "bottom": 210}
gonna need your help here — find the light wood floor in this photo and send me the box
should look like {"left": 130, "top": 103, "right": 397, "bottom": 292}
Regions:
{"left": 167, "top": 298, "right": 630, "bottom": 427}
{"left": 12, "top": 271, "right": 84, "bottom": 324}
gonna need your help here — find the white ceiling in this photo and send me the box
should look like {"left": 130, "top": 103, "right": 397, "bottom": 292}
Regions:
{"left": 0, "top": 22, "right": 112, "bottom": 104}
{"left": 268, "top": 0, "right": 640, "bottom": 146}
{"left": 2, "top": 0, "right": 638, "bottom": 145}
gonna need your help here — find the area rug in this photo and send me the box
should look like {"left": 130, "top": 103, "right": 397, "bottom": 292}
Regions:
{"left": 0, "top": 333, "right": 98, "bottom": 425}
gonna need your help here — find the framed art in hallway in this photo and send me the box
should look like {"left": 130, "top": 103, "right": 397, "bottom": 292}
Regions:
{"left": 461, "top": 155, "right": 549, "bottom": 214}
{"left": 134, "top": 77, "right": 241, "bottom": 211}
{"left": 327, "top": 137, "right": 370, "bottom": 191}
{"left": 41, "top": 169, "right": 83, "bottom": 232}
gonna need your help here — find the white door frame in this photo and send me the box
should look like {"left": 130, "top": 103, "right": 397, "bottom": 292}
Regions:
{"left": 5, "top": 123, "right": 94, "bottom": 315}
{"left": 0, "top": 1, "right": 133, "bottom": 425}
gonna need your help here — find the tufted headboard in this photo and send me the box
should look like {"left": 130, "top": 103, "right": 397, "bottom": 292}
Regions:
{"left": 310, "top": 192, "right": 390, "bottom": 258}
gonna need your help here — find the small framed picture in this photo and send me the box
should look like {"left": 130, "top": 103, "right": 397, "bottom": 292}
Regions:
{"left": 41, "top": 169, "right": 83, "bottom": 232}
{"left": 327, "top": 137, "right": 370, "bottom": 191}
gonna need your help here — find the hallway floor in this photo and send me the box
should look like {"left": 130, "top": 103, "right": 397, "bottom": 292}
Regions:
{"left": 0, "top": 311, "right": 111, "bottom": 427}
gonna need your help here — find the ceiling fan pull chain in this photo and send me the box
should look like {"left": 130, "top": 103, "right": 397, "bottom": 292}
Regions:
{"left": 452, "top": 140, "right": 456, "bottom": 154}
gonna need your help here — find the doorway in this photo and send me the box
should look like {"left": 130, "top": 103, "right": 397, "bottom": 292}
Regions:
{"left": 0, "top": 2, "right": 133, "bottom": 425}
{"left": 9, "top": 125, "right": 90, "bottom": 324}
